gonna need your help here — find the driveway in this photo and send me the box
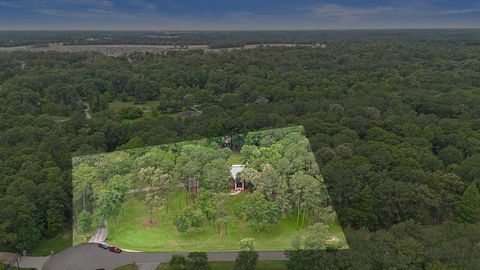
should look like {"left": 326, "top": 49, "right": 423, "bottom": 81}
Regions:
{"left": 89, "top": 228, "right": 108, "bottom": 243}
{"left": 42, "top": 243, "right": 287, "bottom": 270}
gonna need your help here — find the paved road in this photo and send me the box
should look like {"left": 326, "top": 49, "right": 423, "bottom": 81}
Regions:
{"left": 42, "top": 243, "right": 287, "bottom": 270}
{"left": 0, "top": 252, "right": 16, "bottom": 265}
{"left": 20, "top": 256, "right": 50, "bottom": 269}
{"left": 1, "top": 252, "right": 49, "bottom": 270}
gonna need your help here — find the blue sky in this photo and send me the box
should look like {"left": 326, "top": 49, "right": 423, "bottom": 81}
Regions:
{"left": 0, "top": 0, "right": 479, "bottom": 30}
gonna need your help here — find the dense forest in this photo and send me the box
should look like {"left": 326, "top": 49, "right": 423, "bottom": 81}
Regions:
{"left": 0, "top": 31, "right": 479, "bottom": 269}
{"left": 71, "top": 126, "right": 346, "bottom": 251}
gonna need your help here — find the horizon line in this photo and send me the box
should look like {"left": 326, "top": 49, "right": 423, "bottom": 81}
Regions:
{"left": 1, "top": 27, "right": 480, "bottom": 32}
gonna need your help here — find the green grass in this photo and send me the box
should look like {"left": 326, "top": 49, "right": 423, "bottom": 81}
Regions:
{"left": 155, "top": 260, "right": 287, "bottom": 270}
{"left": 227, "top": 150, "right": 242, "bottom": 165}
{"left": 113, "top": 264, "right": 138, "bottom": 270}
{"left": 1, "top": 230, "right": 72, "bottom": 256}
{"left": 108, "top": 100, "right": 161, "bottom": 113}
{"left": 28, "top": 230, "right": 72, "bottom": 256}
{"left": 104, "top": 191, "right": 347, "bottom": 252}
{"left": 108, "top": 100, "right": 181, "bottom": 124}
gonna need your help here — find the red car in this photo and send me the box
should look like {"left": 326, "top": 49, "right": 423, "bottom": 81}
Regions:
{"left": 109, "top": 246, "right": 122, "bottom": 253}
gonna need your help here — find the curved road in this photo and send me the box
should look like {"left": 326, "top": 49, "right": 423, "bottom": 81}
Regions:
{"left": 42, "top": 244, "right": 287, "bottom": 270}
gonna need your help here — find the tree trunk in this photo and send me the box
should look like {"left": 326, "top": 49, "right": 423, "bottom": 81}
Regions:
{"left": 83, "top": 188, "right": 87, "bottom": 212}
{"left": 73, "top": 216, "right": 78, "bottom": 237}
{"left": 301, "top": 208, "right": 307, "bottom": 228}
{"left": 296, "top": 194, "right": 301, "bottom": 230}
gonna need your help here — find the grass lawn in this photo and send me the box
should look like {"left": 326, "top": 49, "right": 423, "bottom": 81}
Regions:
{"left": 28, "top": 230, "right": 72, "bottom": 256}
{"left": 108, "top": 100, "right": 198, "bottom": 124}
{"left": 108, "top": 100, "right": 161, "bottom": 113}
{"left": 105, "top": 191, "right": 347, "bottom": 252}
{"left": 155, "top": 260, "right": 287, "bottom": 270}
{"left": 227, "top": 150, "right": 242, "bottom": 165}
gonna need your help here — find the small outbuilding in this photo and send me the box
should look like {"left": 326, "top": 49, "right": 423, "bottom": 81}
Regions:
{"left": 231, "top": 164, "right": 246, "bottom": 190}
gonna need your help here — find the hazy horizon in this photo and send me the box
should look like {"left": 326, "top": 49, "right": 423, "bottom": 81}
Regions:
{"left": 1, "top": 28, "right": 480, "bottom": 32}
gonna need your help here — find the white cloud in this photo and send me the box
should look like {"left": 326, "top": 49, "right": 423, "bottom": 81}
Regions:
{"left": 58, "top": 0, "right": 114, "bottom": 7}
{"left": 36, "top": 8, "right": 133, "bottom": 19}
{"left": 305, "top": 4, "right": 397, "bottom": 20}
{"left": 226, "top": 11, "right": 257, "bottom": 23}
{"left": 100, "top": 0, "right": 114, "bottom": 7}
{"left": 37, "top": 9, "right": 60, "bottom": 16}
{"left": 439, "top": 7, "right": 480, "bottom": 15}
{"left": 132, "top": 0, "right": 156, "bottom": 10}
{"left": 0, "top": 1, "right": 24, "bottom": 8}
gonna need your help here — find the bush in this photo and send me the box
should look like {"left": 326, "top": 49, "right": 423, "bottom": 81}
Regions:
{"left": 168, "top": 255, "right": 187, "bottom": 270}
{"left": 187, "top": 252, "right": 211, "bottom": 270}
{"left": 233, "top": 251, "right": 258, "bottom": 270}
{"left": 173, "top": 207, "right": 204, "bottom": 233}
{"left": 119, "top": 106, "right": 143, "bottom": 120}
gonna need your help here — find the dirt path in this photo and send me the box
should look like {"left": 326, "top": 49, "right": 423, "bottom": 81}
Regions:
{"left": 229, "top": 190, "right": 242, "bottom": 196}
{"left": 89, "top": 228, "right": 108, "bottom": 243}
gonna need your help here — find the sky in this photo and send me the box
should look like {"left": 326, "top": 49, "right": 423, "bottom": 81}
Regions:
{"left": 0, "top": 0, "right": 480, "bottom": 30}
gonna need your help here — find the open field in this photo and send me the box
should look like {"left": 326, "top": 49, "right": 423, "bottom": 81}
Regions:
{"left": 108, "top": 100, "right": 161, "bottom": 113}
{"left": 105, "top": 191, "right": 346, "bottom": 252}
{"left": 108, "top": 100, "right": 194, "bottom": 123}
{"left": 0, "top": 44, "right": 209, "bottom": 56}
{"left": 0, "top": 43, "right": 325, "bottom": 56}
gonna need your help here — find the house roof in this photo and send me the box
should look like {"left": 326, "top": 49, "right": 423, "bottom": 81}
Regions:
{"left": 230, "top": 164, "right": 245, "bottom": 179}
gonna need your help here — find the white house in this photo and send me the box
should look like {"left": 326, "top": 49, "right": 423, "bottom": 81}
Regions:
{"left": 231, "top": 164, "right": 245, "bottom": 190}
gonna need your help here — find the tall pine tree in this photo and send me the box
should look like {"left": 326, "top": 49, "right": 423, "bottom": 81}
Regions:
{"left": 455, "top": 182, "right": 480, "bottom": 223}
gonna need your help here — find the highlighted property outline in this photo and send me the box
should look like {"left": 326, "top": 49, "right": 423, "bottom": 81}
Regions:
{"left": 72, "top": 126, "right": 349, "bottom": 252}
